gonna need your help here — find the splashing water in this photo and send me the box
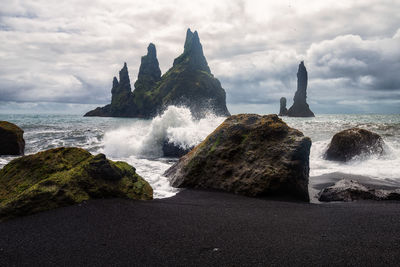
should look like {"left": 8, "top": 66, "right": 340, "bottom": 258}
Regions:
{"left": 282, "top": 114, "right": 400, "bottom": 181}
{"left": 103, "top": 106, "right": 225, "bottom": 158}
{"left": 100, "top": 106, "right": 225, "bottom": 197}
{"left": 1, "top": 112, "right": 399, "bottom": 199}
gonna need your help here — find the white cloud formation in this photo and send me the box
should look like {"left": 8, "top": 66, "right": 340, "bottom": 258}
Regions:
{"left": 0, "top": 0, "right": 399, "bottom": 114}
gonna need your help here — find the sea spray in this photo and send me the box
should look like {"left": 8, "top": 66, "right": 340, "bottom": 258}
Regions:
{"left": 283, "top": 115, "right": 400, "bottom": 181}
{"left": 1, "top": 113, "right": 399, "bottom": 199}
{"left": 103, "top": 106, "right": 226, "bottom": 158}
{"left": 101, "top": 105, "right": 226, "bottom": 198}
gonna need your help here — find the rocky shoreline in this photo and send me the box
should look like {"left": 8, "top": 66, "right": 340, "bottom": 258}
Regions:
{"left": 0, "top": 115, "right": 399, "bottom": 265}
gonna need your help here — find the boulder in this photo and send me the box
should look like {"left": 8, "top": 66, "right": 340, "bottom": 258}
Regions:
{"left": 287, "top": 61, "right": 315, "bottom": 117}
{"left": 0, "top": 147, "right": 153, "bottom": 221}
{"left": 279, "top": 97, "right": 288, "bottom": 116}
{"left": 0, "top": 121, "right": 25, "bottom": 155}
{"left": 318, "top": 179, "right": 400, "bottom": 202}
{"left": 325, "top": 128, "right": 384, "bottom": 162}
{"left": 164, "top": 114, "right": 311, "bottom": 201}
{"left": 85, "top": 29, "right": 230, "bottom": 119}
{"left": 162, "top": 140, "right": 192, "bottom": 158}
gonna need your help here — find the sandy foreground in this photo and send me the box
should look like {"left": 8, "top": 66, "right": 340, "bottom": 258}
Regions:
{"left": 0, "top": 188, "right": 400, "bottom": 266}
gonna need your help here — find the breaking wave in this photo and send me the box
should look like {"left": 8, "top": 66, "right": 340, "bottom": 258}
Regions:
{"left": 103, "top": 106, "right": 226, "bottom": 158}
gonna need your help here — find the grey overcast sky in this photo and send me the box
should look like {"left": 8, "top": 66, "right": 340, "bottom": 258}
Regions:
{"left": 0, "top": 0, "right": 399, "bottom": 114}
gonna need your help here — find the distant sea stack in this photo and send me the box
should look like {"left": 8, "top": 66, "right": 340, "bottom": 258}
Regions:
{"left": 278, "top": 97, "right": 287, "bottom": 116}
{"left": 85, "top": 29, "right": 230, "bottom": 119}
{"left": 286, "top": 61, "right": 315, "bottom": 117}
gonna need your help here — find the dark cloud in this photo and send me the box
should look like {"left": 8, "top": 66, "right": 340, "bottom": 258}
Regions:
{"left": 0, "top": 0, "right": 399, "bottom": 114}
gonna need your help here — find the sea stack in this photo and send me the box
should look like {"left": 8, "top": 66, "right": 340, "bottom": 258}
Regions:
{"left": 287, "top": 61, "right": 315, "bottom": 117}
{"left": 279, "top": 97, "right": 288, "bottom": 116}
{"left": 85, "top": 29, "right": 230, "bottom": 119}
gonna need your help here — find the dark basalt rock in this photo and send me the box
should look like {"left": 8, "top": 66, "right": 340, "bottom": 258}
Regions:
{"left": 325, "top": 128, "right": 384, "bottom": 162}
{"left": 0, "top": 147, "right": 153, "bottom": 221}
{"left": 162, "top": 140, "right": 193, "bottom": 158}
{"left": 85, "top": 29, "right": 230, "bottom": 119}
{"left": 0, "top": 121, "right": 25, "bottom": 155}
{"left": 318, "top": 179, "right": 400, "bottom": 202}
{"left": 279, "top": 97, "right": 288, "bottom": 116}
{"left": 287, "top": 61, "right": 315, "bottom": 117}
{"left": 164, "top": 114, "right": 311, "bottom": 201}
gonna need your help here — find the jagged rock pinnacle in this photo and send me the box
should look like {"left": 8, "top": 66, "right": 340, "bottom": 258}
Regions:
{"left": 147, "top": 43, "right": 157, "bottom": 58}
{"left": 112, "top": 77, "right": 119, "bottom": 88}
{"left": 85, "top": 29, "right": 230, "bottom": 119}
{"left": 173, "top": 28, "right": 210, "bottom": 73}
{"left": 118, "top": 62, "right": 131, "bottom": 91}
{"left": 287, "top": 61, "right": 314, "bottom": 117}
{"left": 279, "top": 97, "right": 288, "bottom": 116}
{"left": 136, "top": 43, "right": 161, "bottom": 83}
{"left": 294, "top": 61, "right": 308, "bottom": 103}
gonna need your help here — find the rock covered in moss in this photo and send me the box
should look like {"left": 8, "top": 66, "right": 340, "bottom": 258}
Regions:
{"left": 164, "top": 114, "right": 311, "bottom": 201}
{"left": 325, "top": 128, "right": 384, "bottom": 162}
{"left": 0, "top": 121, "right": 25, "bottom": 155}
{"left": 85, "top": 28, "right": 230, "bottom": 119}
{"left": 0, "top": 147, "right": 152, "bottom": 221}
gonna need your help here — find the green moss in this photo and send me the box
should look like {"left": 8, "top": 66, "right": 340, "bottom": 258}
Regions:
{"left": 0, "top": 147, "right": 153, "bottom": 221}
{"left": 210, "top": 135, "right": 221, "bottom": 153}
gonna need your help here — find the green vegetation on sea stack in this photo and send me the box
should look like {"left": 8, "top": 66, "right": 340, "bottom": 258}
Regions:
{"left": 85, "top": 29, "right": 230, "bottom": 119}
{"left": 0, "top": 147, "right": 153, "bottom": 221}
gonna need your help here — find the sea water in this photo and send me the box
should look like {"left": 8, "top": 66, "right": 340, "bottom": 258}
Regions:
{"left": 1, "top": 108, "right": 399, "bottom": 199}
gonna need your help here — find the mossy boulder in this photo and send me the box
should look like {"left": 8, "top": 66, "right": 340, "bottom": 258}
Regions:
{"left": 325, "top": 128, "right": 384, "bottom": 162}
{"left": 0, "top": 147, "right": 152, "bottom": 221}
{"left": 164, "top": 114, "right": 311, "bottom": 201}
{"left": 85, "top": 28, "right": 230, "bottom": 119}
{"left": 0, "top": 121, "right": 25, "bottom": 155}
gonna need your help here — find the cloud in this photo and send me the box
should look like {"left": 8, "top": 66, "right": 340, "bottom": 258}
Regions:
{"left": 0, "top": 0, "right": 399, "bottom": 114}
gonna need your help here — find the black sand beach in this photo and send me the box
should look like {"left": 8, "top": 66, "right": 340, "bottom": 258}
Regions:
{"left": 1, "top": 189, "right": 400, "bottom": 266}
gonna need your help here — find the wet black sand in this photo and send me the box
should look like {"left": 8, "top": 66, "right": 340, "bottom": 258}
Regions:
{"left": 1, "top": 189, "right": 400, "bottom": 266}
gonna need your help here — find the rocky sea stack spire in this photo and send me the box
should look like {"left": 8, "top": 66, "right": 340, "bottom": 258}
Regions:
{"left": 135, "top": 43, "right": 161, "bottom": 88}
{"left": 173, "top": 29, "right": 210, "bottom": 73}
{"left": 286, "top": 61, "right": 315, "bottom": 117}
{"left": 279, "top": 97, "right": 287, "bottom": 116}
{"left": 85, "top": 29, "right": 230, "bottom": 119}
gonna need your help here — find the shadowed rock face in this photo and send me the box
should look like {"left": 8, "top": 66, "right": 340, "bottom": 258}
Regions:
{"left": 279, "top": 97, "right": 288, "bottom": 116}
{"left": 164, "top": 114, "right": 311, "bottom": 201}
{"left": 85, "top": 29, "right": 230, "bottom": 119}
{"left": 0, "top": 121, "right": 25, "bottom": 155}
{"left": 162, "top": 140, "right": 193, "bottom": 158}
{"left": 325, "top": 128, "right": 384, "bottom": 162}
{"left": 0, "top": 147, "right": 153, "bottom": 221}
{"left": 287, "top": 61, "right": 315, "bottom": 117}
{"left": 319, "top": 179, "right": 400, "bottom": 202}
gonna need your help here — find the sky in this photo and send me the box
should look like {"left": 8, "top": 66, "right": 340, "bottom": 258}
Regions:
{"left": 0, "top": 0, "right": 399, "bottom": 115}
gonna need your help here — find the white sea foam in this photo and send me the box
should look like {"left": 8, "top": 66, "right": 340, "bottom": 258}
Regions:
{"left": 283, "top": 115, "right": 400, "bottom": 181}
{"left": 1, "top": 113, "right": 399, "bottom": 200}
{"left": 103, "top": 106, "right": 225, "bottom": 158}
{"left": 101, "top": 106, "right": 226, "bottom": 198}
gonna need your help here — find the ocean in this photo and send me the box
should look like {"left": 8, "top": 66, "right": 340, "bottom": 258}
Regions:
{"left": 1, "top": 106, "right": 399, "bottom": 200}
